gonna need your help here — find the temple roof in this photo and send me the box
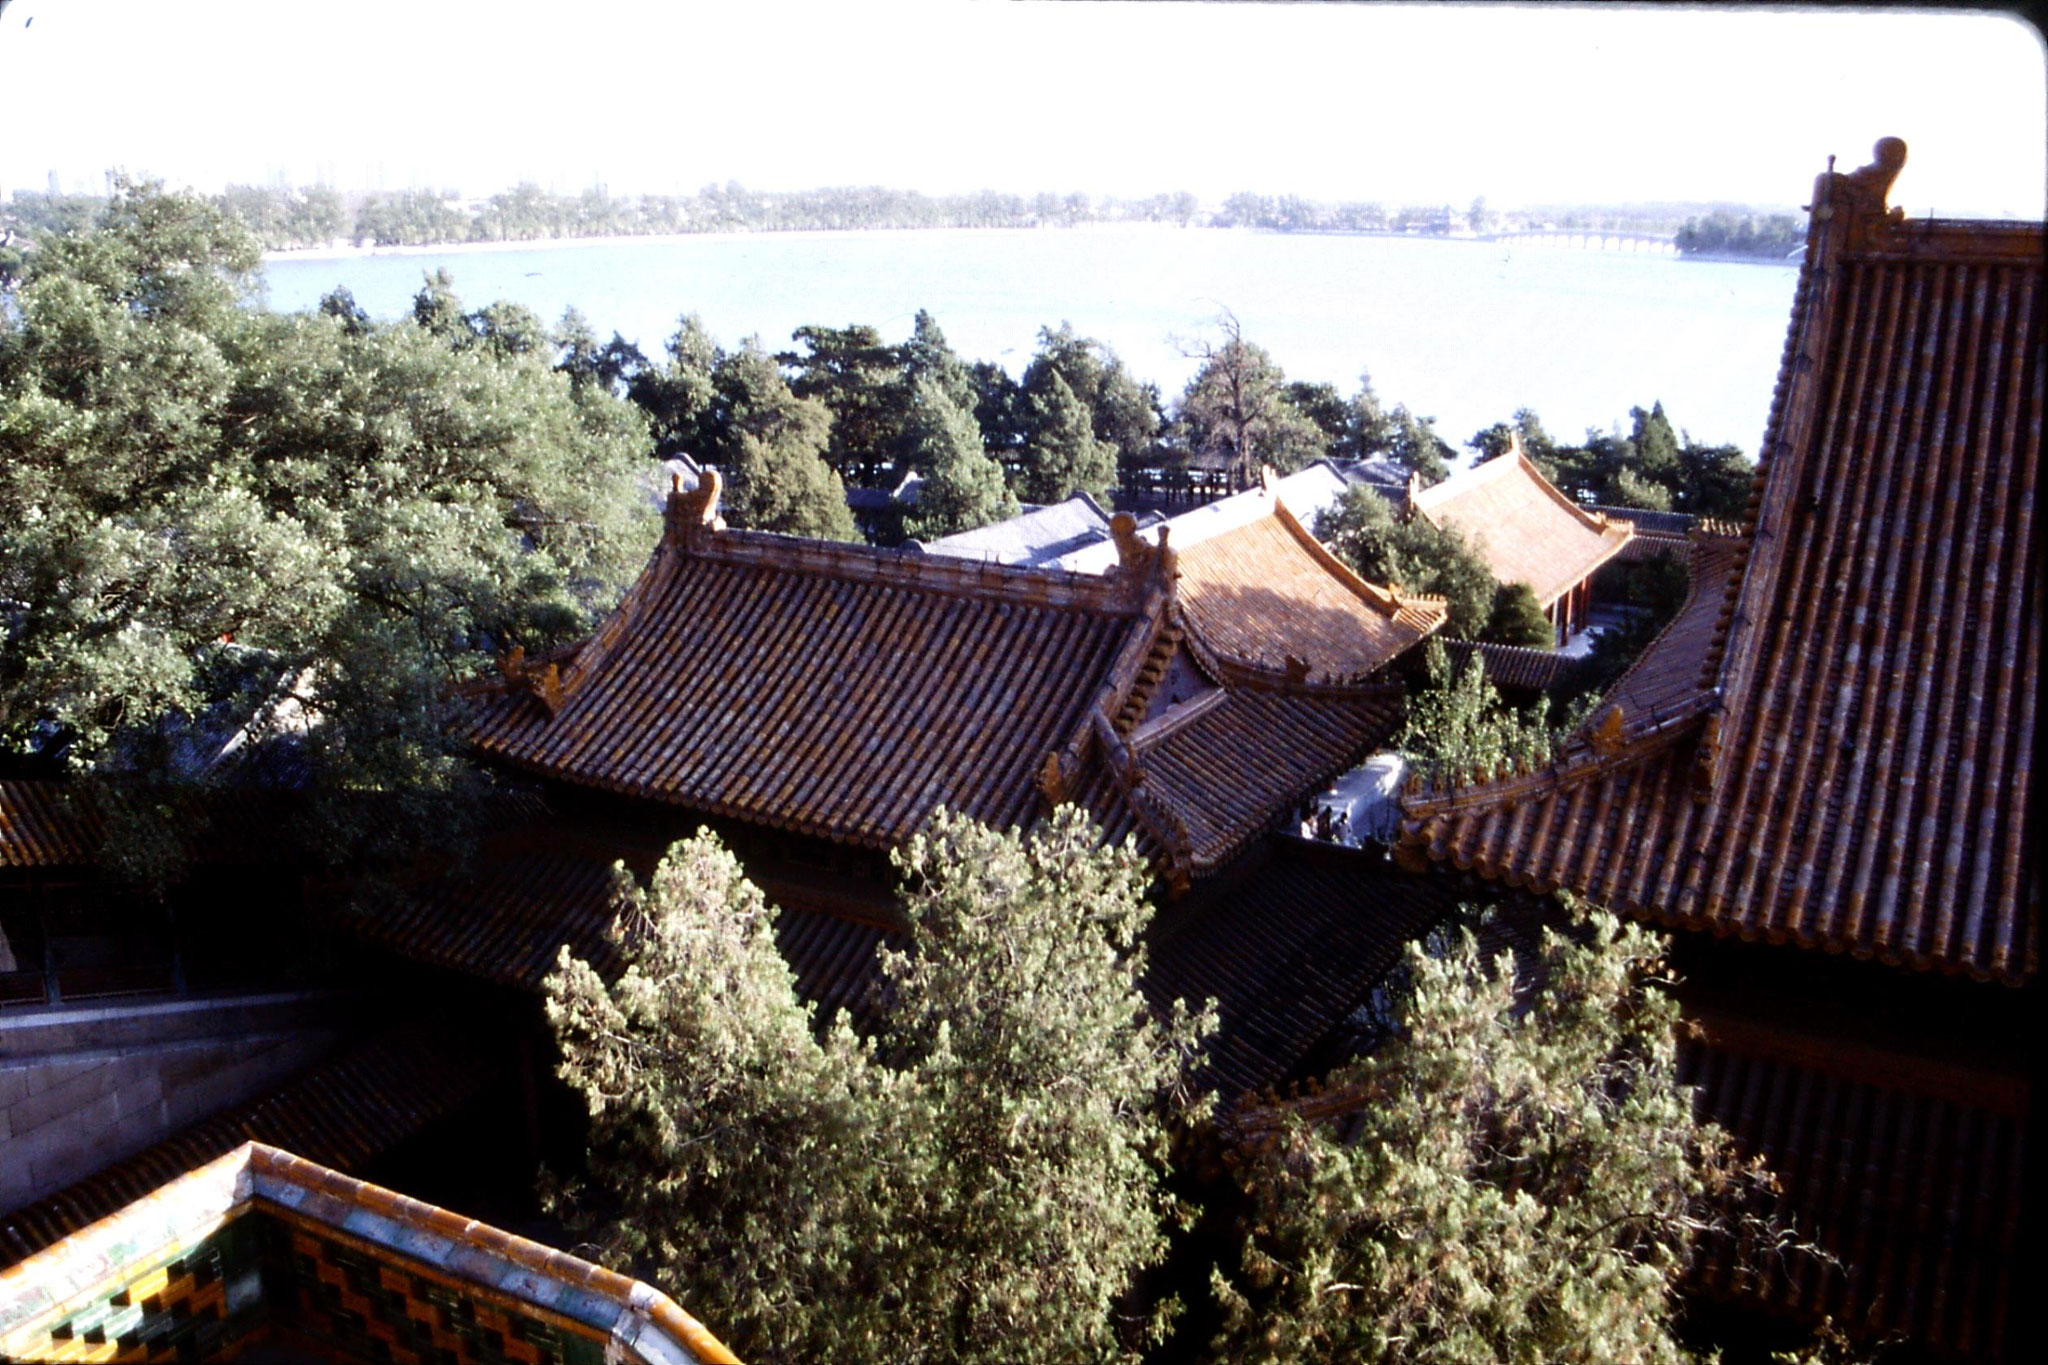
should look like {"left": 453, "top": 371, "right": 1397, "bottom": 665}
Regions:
{"left": 1400, "top": 142, "right": 2041, "bottom": 985}
{"left": 470, "top": 468, "right": 1435, "bottom": 882}
{"left": 1409, "top": 441, "right": 1634, "bottom": 607}
{"left": 0, "top": 1142, "right": 736, "bottom": 1364}
{"left": 1681, "top": 1013, "right": 2023, "bottom": 1359}
{"left": 468, "top": 473, "right": 1169, "bottom": 852}
{"left": 919, "top": 491, "right": 1117, "bottom": 566}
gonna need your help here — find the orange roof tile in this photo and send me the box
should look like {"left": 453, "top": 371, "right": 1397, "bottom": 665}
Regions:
{"left": 1409, "top": 441, "right": 1634, "bottom": 606}
{"left": 1170, "top": 487, "right": 1446, "bottom": 682}
{"left": 1400, "top": 144, "right": 2041, "bottom": 985}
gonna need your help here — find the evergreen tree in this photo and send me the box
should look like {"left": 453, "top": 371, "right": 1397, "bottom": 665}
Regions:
{"left": 626, "top": 313, "right": 723, "bottom": 463}
{"left": 1210, "top": 907, "right": 1769, "bottom": 1365}
{"left": 780, "top": 323, "right": 904, "bottom": 487}
{"left": 1018, "top": 370, "right": 1117, "bottom": 504}
{"left": 1020, "top": 323, "right": 1163, "bottom": 479}
{"left": 901, "top": 377, "right": 1017, "bottom": 540}
{"left": 545, "top": 808, "right": 1212, "bottom": 1365}
{"left": 0, "top": 179, "right": 651, "bottom": 861}
{"left": 1341, "top": 369, "right": 1398, "bottom": 461}
{"left": 1631, "top": 401, "right": 1682, "bottom": 487}
{"left": 1385, "top": 403, "right": 1452, "bottom": 484}
{"left": 899, "top": 309, "right": 977, "bottom": 416}
{"left": 1483, "top": 581, "right": 1556, "bottom": 649}
{"left": 1174, "top": 314, "right": 1327, "bottom": 484}
{"left": 714, "top": 341, "right": 858, "bottom": 541}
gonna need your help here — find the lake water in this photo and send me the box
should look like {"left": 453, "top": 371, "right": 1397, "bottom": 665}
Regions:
{"left": 261, "top": 225, "right": 1799, "bottom": 453}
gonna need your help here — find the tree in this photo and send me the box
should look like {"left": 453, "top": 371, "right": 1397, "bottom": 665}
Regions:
{"left": 1210, "top": 907, "right": 1769, "bottom": 1365}
{"left": 780, "top": 323, "right": 904, "bottom": 487}
{"left": 1385, "top": 403, "right": 1452, "bottom": 484}
{"left": 546, "top": 808, "right": 1212, "bottom": 1365}
{"left": 625, "top": 313, "right": 723, "bottom": 462}
{"left": 554, "top": 306, "right": 647, "bottom": 398}
{"left": 1394, "top": 637, "right": 1559, "bottom": 781}
{"left": 714, "top": 341, "right": 858, "bottom": 541}
{"left": 1339, "top": 370, "right": 1398, "bottom": 461}
{"left": 1174, "top": 312, "right": 1326, "bottom": 485}
{"left": 901, "top": 376, "right": 1017, "bottom": 540}
{"left": 1484, "top": 581, "right": 1556, "bottom": 649}
{"left": 1019, "top": 323, "right": 1162, "bottom": 480}
{"left": 0, "top": 180, "right": 652, "bottom": 859}
{"left": 1017, "top": 370, "right": 1117, "bottom": 504}
{"left": 899, "top": 309, "right": 977, "bottom": 417}
{"left": 1315, "top": 487, "right": 1497, "bottom": 639}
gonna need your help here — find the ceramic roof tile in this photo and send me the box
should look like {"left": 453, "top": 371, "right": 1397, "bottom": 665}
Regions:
{"left": 1142, "top": 838, "right": 1461, "bottom": 1100}
{"left": 1400, "top": 148, "right": 2040, "bottom": 985}
{"left": 1410, "top": 443, "right": 1635, "bottom": 606}
{"left": 468, "top": 475, "right": 1165, "bottom": 852}
{"left": 1681, "top": 1019, "right": 2023, "bottom": 1359}
{"left": 1171, "top": 498, "right": 1446, "bottom": 682}
{"left": 920, "top": 492, "right": 1115, "bottom": 566}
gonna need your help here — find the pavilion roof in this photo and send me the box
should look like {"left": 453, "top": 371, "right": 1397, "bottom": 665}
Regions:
{"left": 1409, "top": 440, "right": 1634, "bottom": 607}
{"left": 1400, "top": 143, "right": 2041, "bottom": 985}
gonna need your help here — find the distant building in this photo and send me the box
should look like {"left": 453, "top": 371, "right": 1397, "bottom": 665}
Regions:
{"left": 1405, "top": 435, "right": 1635, "bottom": 642}
{"left": 919, "top": 491, "right": 1119, "bottom": 567}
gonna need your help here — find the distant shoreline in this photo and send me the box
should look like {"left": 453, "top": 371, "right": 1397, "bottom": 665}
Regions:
{"left": 260, "top": 222, "right": 1189, "bottom": 264}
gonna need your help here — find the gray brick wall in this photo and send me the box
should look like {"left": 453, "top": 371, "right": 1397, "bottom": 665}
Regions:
{"left": 0, "top": 992, "right": 352, "bottom": 1215}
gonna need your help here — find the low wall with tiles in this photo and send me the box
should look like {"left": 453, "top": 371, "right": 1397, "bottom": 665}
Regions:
{"left": 0, "top": 992, "right": 352, "bottom": 1214}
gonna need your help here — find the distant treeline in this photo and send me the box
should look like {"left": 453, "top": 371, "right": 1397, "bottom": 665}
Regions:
{"left": 6, "top": 180, "right": 1801, "bottom": 255}
{"left": 0, "top": 183, "right": 1203, "bottom": 252}
{"left": 1674, "top": 211, "right": 1804, "bottom": 259}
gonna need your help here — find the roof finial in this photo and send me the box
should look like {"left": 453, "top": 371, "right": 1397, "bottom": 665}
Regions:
{"left": 1832, "top": 137, "right": 1909, "bottom": 237}
{"left": 666, "top": 467, "right": 726, "bottom": 549}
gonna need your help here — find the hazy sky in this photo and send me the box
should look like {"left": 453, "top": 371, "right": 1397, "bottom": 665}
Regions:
{"left": 3, "top": 1, "right": 2043, "bottom": 215}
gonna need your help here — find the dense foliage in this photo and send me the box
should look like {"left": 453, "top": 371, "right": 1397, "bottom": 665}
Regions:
{"left": 0, "top": 183, "right": 651, "bottom": 854}
{"left": 1396, "top": 637, "right": 1566, "bottom": 782}
{"left": 1675, "top": 211, "right": 1804, "bottom": 259}
{"left": 545, "top": 808, "right": 1213, "bottom": 1365}
{"left": 1210, "top": 909, "right": 1768, "bottom": 1365}
{"left": 1315, "top": 487, "right": 1499, "bottom": 639}
{"left": 1476, "top": 402, "right": 1753, "bottom": 521}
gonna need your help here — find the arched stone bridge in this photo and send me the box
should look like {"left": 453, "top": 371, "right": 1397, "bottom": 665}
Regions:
{"left": 1483, "top": 231, "right": 1679, "bottom": 255}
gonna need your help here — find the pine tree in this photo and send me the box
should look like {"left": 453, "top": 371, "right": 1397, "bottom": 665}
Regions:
{"left": 1018, "top": 370, "right": 1117, "bottom": 504}
{"left": 714, "top": 341, "right": 858, "bottom": 541}
{"left": 1483, "top": 581, "right": 1556, "bottom": 649}
{"left": 546, "top": 808, "right": 1212, "bottom": 1365}
{"left": 1210, "top": 909, "right": 1772, "bottom": 1365}
{"left": 901, "top": 376, "right": 1017, "bottom": 540}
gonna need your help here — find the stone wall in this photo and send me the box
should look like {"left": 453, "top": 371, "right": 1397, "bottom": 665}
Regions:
{"left": 0, "top": 992, "right": 352, "bottom": 1214}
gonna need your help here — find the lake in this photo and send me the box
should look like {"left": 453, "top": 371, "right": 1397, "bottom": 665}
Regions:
{"left": 261, "top": 225, "right": 1800, "bottom": 453}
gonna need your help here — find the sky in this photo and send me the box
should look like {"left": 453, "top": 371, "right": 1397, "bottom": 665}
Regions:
{"left": 1, "top": 1, "right": 2043, "bottom": 216}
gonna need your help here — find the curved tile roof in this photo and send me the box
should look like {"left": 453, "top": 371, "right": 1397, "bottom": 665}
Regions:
{"left": 1172, "top": 495, "right": 1446, "bottom": 683}
{"left": 469, "top": 476, "right": 1164, "bottom": 851}
{"left": 1409, "top": 442, "right": 1634, "bottom": 606}
{"left": 1401, "top": 148, "right": 2040, "bottom": 985}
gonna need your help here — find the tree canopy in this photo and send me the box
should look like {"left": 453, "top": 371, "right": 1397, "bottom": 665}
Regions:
{"left": 0, "top": 181, "right": 651, "bottom": 856}
{"left": 1210, "top": 909, "right": 1769, "bottom": 1365}
{"left": 1173, "top": 312, "right": 1326, "bottom": 485}
{"left": 900, "top": 376, "right": 1017, "bottom": 540}
{"left": 546, "top": 808, "right": 1211, "bottom": 1365}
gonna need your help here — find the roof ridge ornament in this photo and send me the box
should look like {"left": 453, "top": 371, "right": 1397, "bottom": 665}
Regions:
{"left": 665, "top": 467, "right": 726, "bottom": 551}
{"left": 1109, "top": 512, "right": 1179, "bottom": 609}
{"left": 1818, "top": 137, "right": 1908, "bottom": 250}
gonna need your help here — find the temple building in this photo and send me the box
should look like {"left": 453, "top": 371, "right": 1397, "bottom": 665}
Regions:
{"left": 1397, "top": 139, "right": 2037, "bottom": 1360}
{"left": 1406, "top": 434, "right": 1635, "bottom": 642}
